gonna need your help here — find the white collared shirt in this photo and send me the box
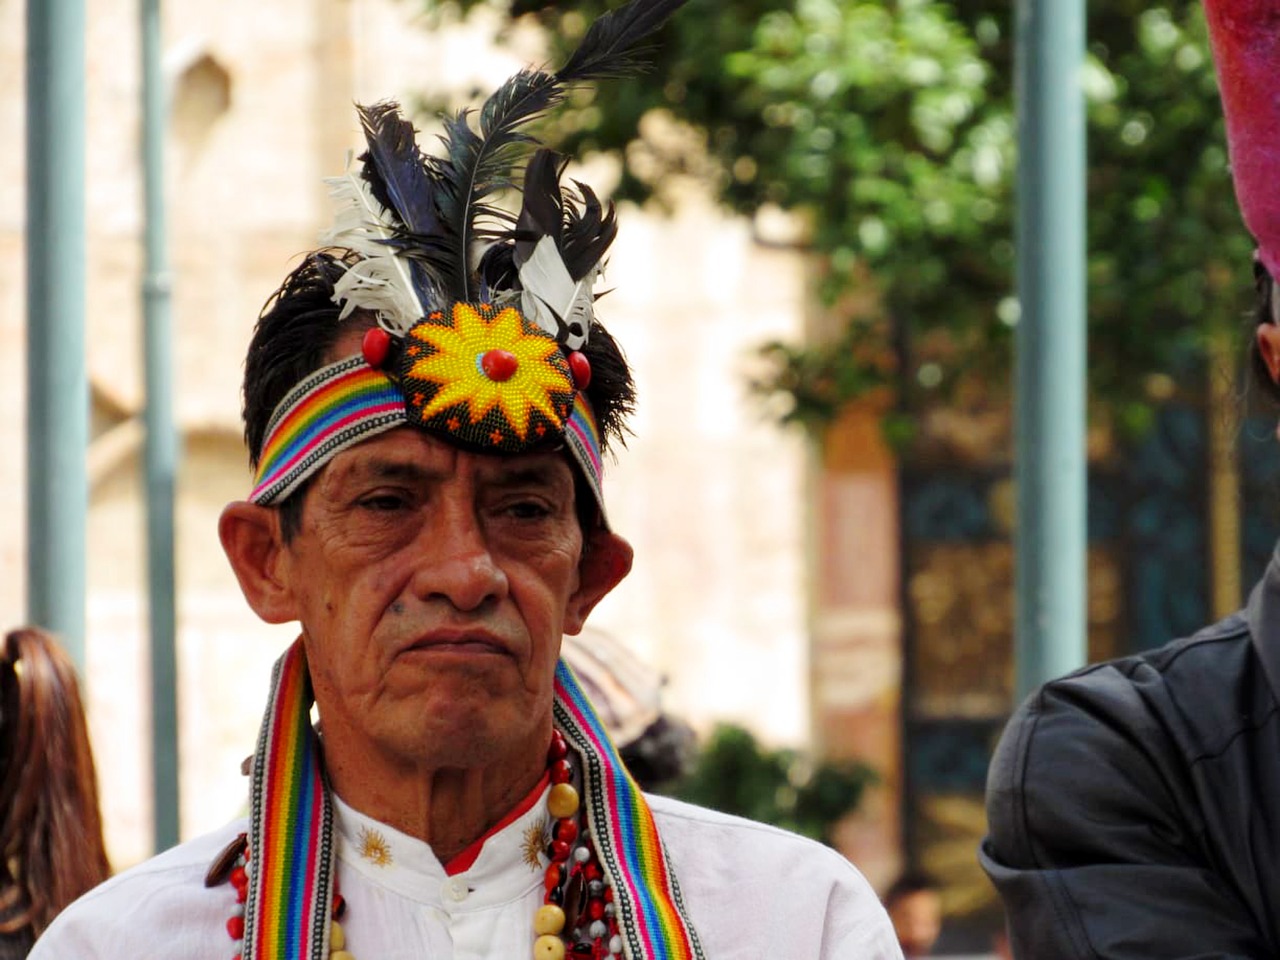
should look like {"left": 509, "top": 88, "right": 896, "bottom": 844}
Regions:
{"left": 30, "top": 788, "right": 902, "bottom": 959}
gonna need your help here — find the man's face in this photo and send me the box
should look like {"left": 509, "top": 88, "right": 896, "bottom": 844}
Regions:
{"left": 272, "top": 427, "right": 597, "bottom": 773}
{"left": 889, "top": 889, "right": 942, "bottom": 958}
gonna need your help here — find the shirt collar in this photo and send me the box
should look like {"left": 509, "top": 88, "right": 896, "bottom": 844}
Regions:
{"left": 331, "top": 778, "right": 553, "bottom": 905}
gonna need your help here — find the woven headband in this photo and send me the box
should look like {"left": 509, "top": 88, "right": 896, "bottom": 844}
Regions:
{"left": 249, "top": 351, "right": 606, "bottom": 522}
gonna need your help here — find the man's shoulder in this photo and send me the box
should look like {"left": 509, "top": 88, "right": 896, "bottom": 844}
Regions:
{"left": 646, "top": 793, "right": 857, "bottom": 875}
{"left": 645, "top": 795, "right": 901, "bottom": 957}
{"left": 32, "top": 819, "right": 248, "bottom": 959}
{"left": 1013, "top": 612, "right": 1261, "bottom": 758}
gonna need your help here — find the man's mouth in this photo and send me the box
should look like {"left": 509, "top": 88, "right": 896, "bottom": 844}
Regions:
{"left": 399, "top": 631, "right": 510, "bottom": 658}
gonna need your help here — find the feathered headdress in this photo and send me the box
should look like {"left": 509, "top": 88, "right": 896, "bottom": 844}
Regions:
{"left": 248, "top": 0, "right": 687, "bottom": 512}
{"left": 1204, "top": 0, "right": 1280, "bottom": 280}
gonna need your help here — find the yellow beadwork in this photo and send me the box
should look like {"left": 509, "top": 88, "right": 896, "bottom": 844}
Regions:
{"left": 404, "top": 302, "right": 571, "bottom": 441}
{"left": 547, "top": 783, "right": 580, "bottom": 819}
{"left": 534, "top": 903, "right": 567, "bottom": 936}
{"left": 330, "top": 920, "right": 346, "bottom": 951}
{"left": 533, "top": 933, "right": 567, "bottom": 960}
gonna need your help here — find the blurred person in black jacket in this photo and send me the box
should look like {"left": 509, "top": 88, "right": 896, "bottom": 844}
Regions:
{"left": 981, "top": 4, "right": 1280, "bottom": 955}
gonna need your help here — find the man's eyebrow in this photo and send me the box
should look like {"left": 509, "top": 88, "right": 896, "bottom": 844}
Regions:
{"left": 485, "top": 462, "right": 573, "bottom": 490}
{"left": 337, "top": 459, "right": 440, "bottom": 484}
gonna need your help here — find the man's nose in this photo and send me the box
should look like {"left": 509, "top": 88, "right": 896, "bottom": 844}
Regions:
{"left": 407, "top": 499, "right": 509, "bottom": 612}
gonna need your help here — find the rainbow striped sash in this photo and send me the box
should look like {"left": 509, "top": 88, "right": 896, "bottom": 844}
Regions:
{"left": 243, "top": 642, "right": 335, "bottom": 959}
{"left": 554, "top": 660, "right": 704, "bottom": 960}
{"left": 243, "top": 640, "right": 703, "bottom": 960}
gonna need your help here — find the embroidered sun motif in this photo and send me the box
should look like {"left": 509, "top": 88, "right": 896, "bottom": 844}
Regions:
{"left": 400, "top": 302, "right": 573, "bottom": 450}
{"left": 522, "top": 816, "right": 550, "bottom": 872}
{"left": 358, "top": 826, "right": 393, "bottom": 868}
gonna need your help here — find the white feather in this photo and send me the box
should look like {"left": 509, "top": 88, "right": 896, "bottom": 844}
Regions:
{"left": 321, "top": 159, "right": 423, "bottom": 334}
{"left": 518, "top": 235, "right": 597, "bottom": 350}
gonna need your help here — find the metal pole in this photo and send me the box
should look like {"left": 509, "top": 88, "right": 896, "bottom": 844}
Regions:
{"left": 26, "top": 0, "right": 87, "bottom": 667}
{"left": 1014, "top": 0, "right": 1088, "bottom": 699}
{"left": 141, "top": 0, "right": 180, "bottom": 851}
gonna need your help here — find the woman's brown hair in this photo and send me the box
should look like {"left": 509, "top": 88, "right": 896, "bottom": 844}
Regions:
{"left": 0, "top": 627, "right": 110, "bottom": 936}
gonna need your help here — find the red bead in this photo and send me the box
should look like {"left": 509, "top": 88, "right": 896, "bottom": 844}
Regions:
{"left": 551, "top": 840, "right": 571, "bottom": 862}
{"left": 588, "top": 899, "right": 605, "bottom": 921}
{"left": 603, "top": 886, "right": 614, "bottom": 903}
{"left": 568, "top": 351, "right": 591, "bottom": 389}
{"left": 554, "top": 819, "right": 578, "bottom": 843}
{"left": 550, "top": 758, "right": 572, "bottom": 784}
{"left": 226, "top": 916, "right": 245, "bottom": 940}
{"left": 481, "top": 349, "right": 519, "bottom": 382}
{"left": 548, "top": 732, "right": 568, "bottom": 762}
{"left": 583, "top": 863, "right": 601, "bottom": 881}
{"left": 362, "top": 327, "right": 392, "bottom": 368}
{"left": 544, "top": 864, "right": 564, "bottom": 891}
{"left": 230, "top": 866, "right": 247, "bottom": 890}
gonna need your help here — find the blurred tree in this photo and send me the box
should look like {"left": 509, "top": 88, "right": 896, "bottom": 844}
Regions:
{"left": 667, "top": 723, "right": 875, "bottom": 845}
{"left": 417, "top": 0, "right": 1251, "bottom": 435}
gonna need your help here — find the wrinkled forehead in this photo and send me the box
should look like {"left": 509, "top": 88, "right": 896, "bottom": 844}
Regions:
{"left": 314, "top": 427, "right": 578, "bottom": 496}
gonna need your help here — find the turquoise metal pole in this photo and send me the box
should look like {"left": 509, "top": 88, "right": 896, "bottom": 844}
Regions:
{"left": 141, "top": 0, "right": 181, "bottom": 852}
{"left": 1013, "top": 0, "right": 1088, "bottom": 699}
{"left": 26, "top": 0, "right": 87, "bottom": 667}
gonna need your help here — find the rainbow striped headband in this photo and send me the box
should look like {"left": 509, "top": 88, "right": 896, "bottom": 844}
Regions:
{"left": 243, "top": 640, "right": 704, "bottom": 960}
{"left": 248, "top": 354, "right": 607, "bottom": 521}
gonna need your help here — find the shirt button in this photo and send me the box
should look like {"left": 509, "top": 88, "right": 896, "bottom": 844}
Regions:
{"left": 444, "top": 878, "right": 469, "bottom": 903}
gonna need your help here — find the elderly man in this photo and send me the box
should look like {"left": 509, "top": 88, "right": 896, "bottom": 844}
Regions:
{"left": 30, "top": 2, "right": 900, "bottom": 958}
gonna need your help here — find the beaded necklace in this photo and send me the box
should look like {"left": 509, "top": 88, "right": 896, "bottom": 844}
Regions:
{"left": 225, "top": 640, "right": 702, "bottom": 960}
{"left": 215, "top": 728, "right": 623, "bottom": 960}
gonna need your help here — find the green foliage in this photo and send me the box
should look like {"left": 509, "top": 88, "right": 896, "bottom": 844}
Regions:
{"left": 667, "top": 723, "right": 875, "bottom": 845}
{"left": 420, "top": 0, "right": 1256, "bottom": 431}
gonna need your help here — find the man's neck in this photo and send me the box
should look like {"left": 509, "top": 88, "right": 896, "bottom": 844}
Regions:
{"left": 321, "top": 732, "right": 550, "bottom": 863}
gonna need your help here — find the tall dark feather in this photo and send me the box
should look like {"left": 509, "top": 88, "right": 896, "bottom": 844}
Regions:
{"left": 356, "top": 101, "right": 460, "bottom": 305}
{"left": 560, "top": 181, "right": 617, "bottom": 281}
{"left": 437, "top": 0, "right": 688, "bottom": 299}
{"left": 515, "top": 149, "right": 567, "bottom": 263}
{"left": 557, "top": 0, "right": 689, "bottom": 82}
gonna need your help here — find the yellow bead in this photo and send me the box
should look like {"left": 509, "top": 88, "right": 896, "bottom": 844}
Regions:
{"left": 534, "top": 904, "right": 566, "bottom": 936}
{"left": 330, "top": 920, "right": 345, "bottom": 951}
{"left": 547, "top": 783, "right": 580, "bottom": 819}
{"left": 533, "top": 934, "right": 566, "bottom": 960}
{"left": 331, "top": 952, "right": 356, "bottom": 960}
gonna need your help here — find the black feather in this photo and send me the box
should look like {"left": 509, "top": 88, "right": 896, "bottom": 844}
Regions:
{"left": 560, "top": 181, "right": 617, "bottom": 281}
{"left": 356, "top": 101, "right": 459, "bottom": 307}
{"left": 357, "top": 102, "right": 440, "bottom": 235}
{"left": 557, "top": 0, "right": 689, "bottom": 82}
{"left": 435, "top": 0, "right": 688, "bottom": 300}
{"left": 515, "top": 149, "right": 567, "bottom": 263}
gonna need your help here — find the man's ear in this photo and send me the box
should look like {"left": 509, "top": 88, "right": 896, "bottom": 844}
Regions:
{"left": 218, "top": 501, "right": 300, "bottom": 624}
{"left": 1258, "top": 323, "right": 1280, "bottom": 385}
{"left": 564, "top": 530, "right": 633, "bottom": 635}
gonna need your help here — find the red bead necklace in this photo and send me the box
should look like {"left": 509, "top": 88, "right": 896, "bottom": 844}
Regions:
{"left": 218, "top": 730, "right": 623, "bottom": 960}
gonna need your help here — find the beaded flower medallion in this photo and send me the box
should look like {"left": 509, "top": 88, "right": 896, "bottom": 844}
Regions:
{"left": 399, "top": 302, "right": 574, "bottom": 452}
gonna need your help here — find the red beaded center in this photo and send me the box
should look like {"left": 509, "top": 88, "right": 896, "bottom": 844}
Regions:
{"left": 481, "top": 348, "right": 519, "bottom": 382}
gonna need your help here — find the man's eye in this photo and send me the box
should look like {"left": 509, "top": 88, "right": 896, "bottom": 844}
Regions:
{"left": 359, "top": 494, "right": 408, "bottom": 512}
{"left": 505, "top": 500, "right": 552, "bottom": 520}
